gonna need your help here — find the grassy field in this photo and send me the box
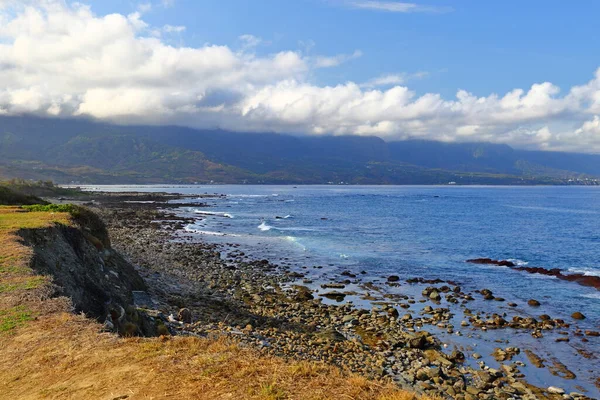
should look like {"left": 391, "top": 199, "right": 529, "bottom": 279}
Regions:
{"left": 0, "top": 206, "right": 435, "bottom": 400}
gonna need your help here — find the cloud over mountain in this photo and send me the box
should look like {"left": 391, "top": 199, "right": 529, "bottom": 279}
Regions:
{"left": 0, "top": 1, "right": 599, "bottom": 152}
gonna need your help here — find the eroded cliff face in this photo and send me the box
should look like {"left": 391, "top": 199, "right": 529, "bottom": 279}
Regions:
{"left": 18, "top": 221, "right": 158, "bottom": 336}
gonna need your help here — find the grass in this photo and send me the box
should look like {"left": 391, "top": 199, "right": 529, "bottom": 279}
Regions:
{"left": 0, "top": 306, "right": 32, "bottom": 332}
{"left": 0, "top": 206, "right": 72, "bottom": 336}
{"left": 22, "top": 204, "right": 79, "bottom": 213}
{"left": 0, "top": 315, "right": 434, "bottom": 400}
{"left": 0, "top": 206, "right": 436, "bottom": 400}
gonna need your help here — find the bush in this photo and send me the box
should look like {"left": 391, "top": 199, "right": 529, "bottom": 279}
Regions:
{"left": 0, "top": 186, "right": 48, "bottom": 206}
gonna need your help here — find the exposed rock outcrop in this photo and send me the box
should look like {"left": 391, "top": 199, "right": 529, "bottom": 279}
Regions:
{"left": 18, "top": 214, "right": 158, "bottom": 336}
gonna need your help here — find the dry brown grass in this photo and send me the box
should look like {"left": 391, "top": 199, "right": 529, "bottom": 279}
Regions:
{"left": 0, "top": 313, "right": 435, "bottom": 400}
{"left": 0, "top": 207, "right": 436, "bottom": 400}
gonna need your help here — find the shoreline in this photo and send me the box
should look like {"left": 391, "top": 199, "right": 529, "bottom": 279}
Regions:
{"left": 77, "top": 191, "right": 598, "bottom": 399}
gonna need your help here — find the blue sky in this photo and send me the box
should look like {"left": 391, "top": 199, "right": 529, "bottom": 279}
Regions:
{"left": 1, "top": 0, "right": 600, "bottom": 152}
{"left": 88, "top": 0, "right": 600, "bottom": 97}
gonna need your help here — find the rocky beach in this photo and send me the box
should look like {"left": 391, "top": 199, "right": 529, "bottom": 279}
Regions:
{"left": 70, "top": 190, "right": 599, "bottom": 400}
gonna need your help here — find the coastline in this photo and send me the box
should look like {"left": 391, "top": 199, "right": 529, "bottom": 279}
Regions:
{"left": 77, "top": 191, "right": 598, "bottom": 399}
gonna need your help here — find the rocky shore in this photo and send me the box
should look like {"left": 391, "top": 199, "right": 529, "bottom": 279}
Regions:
{"left": 82, "top": 193, "right": 597, "bottom": 400}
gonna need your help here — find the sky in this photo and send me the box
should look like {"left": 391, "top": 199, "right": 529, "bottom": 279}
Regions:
{"left": 1, "top": 0, "right": 600, "bottom": 153}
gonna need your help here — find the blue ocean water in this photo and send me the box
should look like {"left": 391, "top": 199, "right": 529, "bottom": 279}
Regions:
{"left": 87, "top": 184, "right": 600, "bottom": 394}
{"left": 96, "top": 185, "right": 600, "bottom": 321}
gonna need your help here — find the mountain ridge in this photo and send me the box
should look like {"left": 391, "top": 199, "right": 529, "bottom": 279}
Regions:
{"left": 0, "top": 115, "right": 598, "bottom": 185}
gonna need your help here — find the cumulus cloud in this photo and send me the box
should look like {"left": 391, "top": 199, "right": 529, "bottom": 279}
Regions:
{"left": 0, "top": 1, "right": 599, "bottom": 152}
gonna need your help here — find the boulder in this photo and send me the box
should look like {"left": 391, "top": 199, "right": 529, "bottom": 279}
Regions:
{"left": 429, "top": 290, "right": 441, "bottom": 301}
{"left": 571, "top": 312, "right": 585, "bottom": 320}
{"left": 527, "top": 299, "right": 541, "bottom": 307}
{"left": 177, "top": 308, "right": 192, "bottom": 323}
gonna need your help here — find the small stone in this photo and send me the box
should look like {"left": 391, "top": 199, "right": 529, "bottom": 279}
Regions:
{"left": 449, "top": 349, "right": 465, "bottom": 362}
{"left": 429, "top": 290, "right": 441, "bottom": 301}
{"left": 571, "top": 312, "right": 585, "bottom": 320}
{"left": 547, "top": 386, "right": 565, "bottom": 394}
{"left": 387, "top": 275, "right": 400, "bottom": 282}
{"left": 527, "top": 299, "right": 541, "bottom": 307}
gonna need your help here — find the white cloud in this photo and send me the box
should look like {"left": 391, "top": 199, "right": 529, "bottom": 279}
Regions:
{"left": 0, "top": 1, "right": 600, "bottom": 152}
{"left": 239, "top": 34, "right": 262, "bottom": 49}
{"left": 163, "top": 24, "right": 185, "bottom": 33}
{"left": 360, "top": 72, "right": 428, "bottom": 88}
{"left": 348, "top": 1, "right": 453, "bottom": 13}
{"left": 313, "top": 50, "right": 362, "bottom": 68}
{"left": 137, "top": 3, "right": 152, "bottom": 13}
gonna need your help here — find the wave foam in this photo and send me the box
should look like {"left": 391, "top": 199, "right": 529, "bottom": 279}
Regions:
{"left": 507, "top": 258, "right": 529, "bottom": 266}
{"left": 581, "top": 293, "right": 600, "bottom": 300}
{"left": 284, "top": 236, "right": 307, "bottom": 251}
{"left": 194, "top": 210, "right": 233, "bottom": 218}
{"left": 568, "top": 267, "right": 600, "bottom": 277}
{"left": 258, "top": 221, "right": 272, "bottom": 231}
{"left": 183, "top": 225, "right": 238, "bottom": 236}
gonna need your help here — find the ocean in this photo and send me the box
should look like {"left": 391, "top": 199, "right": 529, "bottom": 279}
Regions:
{"left": 85, "top": 184, "right": 600, "bottom": 395}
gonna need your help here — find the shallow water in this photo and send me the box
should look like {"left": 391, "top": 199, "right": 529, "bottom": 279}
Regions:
{"left": 85, "top": 184, "right": 600, "bottom": 396}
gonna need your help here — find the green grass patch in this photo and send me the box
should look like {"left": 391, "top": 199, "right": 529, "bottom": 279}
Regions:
{"left": 0, "top": 276, "right": 46, "bottom": 293}
{"left": 0, "top": 265, "right": 29, "bottom": 275}
{"left": 258, "top": 383, "right": 288, "bottom": 400}
{"left": 22, "top": 204, "right": 79, "bottom": 214}
{"left": 0, "top": 306, "right": 33, "bottom": 332}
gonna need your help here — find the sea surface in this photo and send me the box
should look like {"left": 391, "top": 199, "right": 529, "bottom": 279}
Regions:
{"left": 84, "top": 185, "right": 600, "bottom": 395}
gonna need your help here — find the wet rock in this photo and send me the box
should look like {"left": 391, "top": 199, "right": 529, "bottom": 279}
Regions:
{"left": 466, "top": 258, "right": 515, "bottom": 267}
{"left": 547, "top": 386, "right": 565, "bottom": 394}
{"left": 321, "top": 283, "right": 346, "bottom": 289}
{"left": 294, "top": 286, "right": 314, "bottom": 302}
{"left": 524, "top": 349, "right": 545, "bottom": 368}
{"left": 320, "top": 291, "right": 346, "bottom": 301}
{"left": 429, "top": 290, "right": 441, "bottom": 301}
{"left": 449, "top": 349, "right": 465, "bottom": 363}
{"left": 405, "top": 331, "right": 436, "bottom": 350}
{"left": 387, "top": 275, "right": 400, "bottom": 282}
{"left": 527, "top": 299, "right": 541, "bottom": 307}
{"left": 492, "top": 347, "right": 519, "bottom": 361}
{"left": 386, "top": 307, "right": 399, "bottom": 318}
{"left": 571, "top": 312, "right": 585, "bottom": 320}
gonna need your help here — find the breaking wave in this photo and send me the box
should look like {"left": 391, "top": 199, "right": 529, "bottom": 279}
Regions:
{"left": 194, "top": 210, "right": 234, "bottom": 218}
{"left": 258, "top": 221, "right": 273, "bottom": 231}
{"left": 568, "top": 267, "right": 600, "bottom": 277}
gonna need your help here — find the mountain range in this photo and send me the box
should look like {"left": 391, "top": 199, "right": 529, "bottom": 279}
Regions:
{"left": 0, "top": 115, "right": 599, "bottom": 185}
